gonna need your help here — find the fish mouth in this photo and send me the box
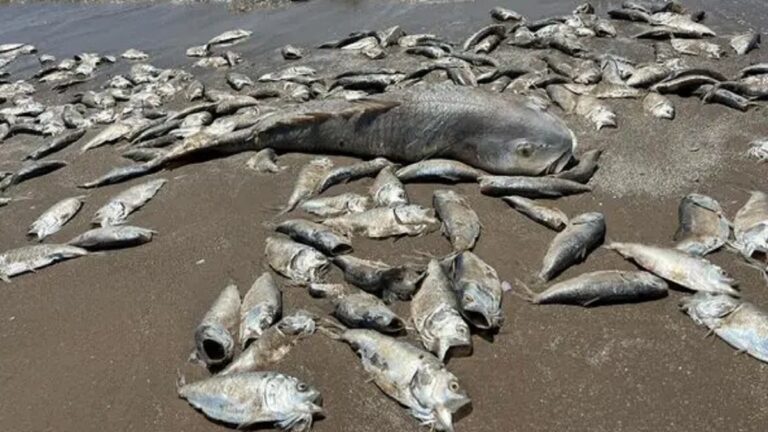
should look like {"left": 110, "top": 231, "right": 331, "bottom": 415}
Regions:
{"left": 545, "top": 148, "right": 574, "bottom": 175}
{"left": 329, "top": 243, "right": 353, "bottom": 256}
{"left": 462, "top": 310, "right": 492, "bottom": 330}
{"left": 380, "top": 316, "right": 406, "bottom": 334}
{"left": 202, "top": 339, "right": 226, "bottom": 362}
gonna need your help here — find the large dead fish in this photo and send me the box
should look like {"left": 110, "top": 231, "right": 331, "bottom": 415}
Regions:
{"left": 674, "top": 193, "right": 729, "bottom": 256}
{"left": 309, "top": 283, "right": 404, "bottom": 333}
{"left": 0, "top": 244, "right": 88, "bottom": 281}
{"left": 27, "top": 196, "right": 84, "bottom": 241}
{"left": 522, "top": 270, "right": 668, "bottom": 306}
{"left": 265, "top": 236, "right": 329, "bottom": 284}
{"left": 322, "top": 327, "right": 469, "bottom": 431}
{"left": 733, "top": 191, "right": 768, "bottom": 258}
{"left": 92, "top": 178, "right": 167, "bottom": 226}
{"left": 411, "top": 260, "right": 471, "bottom": 360}
{"left": 433, "top": 190, "right": 481, "bottom": 252}
{"left": 254, "top": 84, "right": 575, "bottom": 175}
{"left": 539, "top": 212, "right": 605, "bottom": 281}
{"left": 322, "top": 205, "right": 438, "bottom": 239}
{"left": 606, "top": 242, "right": 739, "bottom": 296}
{"left": 178, "top": 371, "right": 322, "bottom": 430}
{"left": 681, "top": 292, "right": 768, "bottom": 364}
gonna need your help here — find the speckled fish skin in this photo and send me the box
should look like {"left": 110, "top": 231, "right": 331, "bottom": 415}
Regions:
{"left": 67, "top": 225, "right": 154, "bottom": 250}
{"left": 310, "top": 283, "right": 405, "bottom": 334}
{"left": 275, "top": 219, "right": 352, "bottom": 256}
{"left": 674, "top": 193, "right": 729, "bottom": 256}
{"left": 733, "top": 191, "right": 768, "bottom": 258}
{"left": 322, "top": 205, "right": 438, "bottom": 239}
{"left": 265, "top": 236, "right": 329, "bottom": 284}
{"left": 553, "top": 149, "right": 602, "bottom": 184}
{"left": 433, "top": 190, "right": 481, "bottom": 252}
{"left": 370, "top": 165, "right": 409, "bottom": 208}
{"left": 281, "top": 157, "right": 334, "bottom": 214}
{"left": 221, "top": 310, "right": 316, "bottom": 375}
{"left": 316, "top": 157, "right": 392, "bottom": 194}
{"left": 0, "top": 244, "right": 88, "bottom": 281}
{"left": 502, "top": 196, "right": 568, "bottom": 231}
{"left": 239, "top": 273, "right": 282, "bottom": 349}
{"left": 25, "top": 128, "right": 86, "bottom": 160}
{"left": 92, "top": 178, "right": 167, "bottom": 226}
{"left": 530, "top": 270, "right": 668, "bottom": 306}
{"left": 539, "top": 212, "right": 606, "bottom": 281}
{"left": 643, "top": 92, "right": 675, "bottom": 120}
{"left": 395, "top": 159, "right": 485, "bottom": 183}
{"left": 27, "top": 196, "right": 84, "bottom": 241}
{"left": 607, "top": 242, "right": 739, "bottom": 296}
{"left": 178, "top": 371, "right": 322, "bottom": 430}
{"left": 332, "top": 254, "right": 423, "bottom": 301}
{"left": 193, "top": 284, "right": 240, "bottom": 368}
{"left": 299, "top": 193, "right": 371, "bottom": 218}
{"left": 411, "top": 260, "right": 471, "bottom": 360}
{"left": 479, "top": 175, "right": 591, "bottom": 198}
{"left": 447, "top": 251, "right": 504, "bottom": 330}
{"left": 328, "top": 328, "right": 470, "bottom": 431}
{"left": 681, "top": 292, "right": 768, "bottom": 364}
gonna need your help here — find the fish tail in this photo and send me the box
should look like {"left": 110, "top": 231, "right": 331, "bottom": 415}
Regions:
{"left": 508, "top": 278, "right": 537, "bottom": 302}
{"left": 175, "top": 369, "right": 186, "bottom": 391}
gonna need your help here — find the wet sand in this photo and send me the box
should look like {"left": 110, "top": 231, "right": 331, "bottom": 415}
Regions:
{"left": 2, "top": 1, "right": 768, "bottom": 431}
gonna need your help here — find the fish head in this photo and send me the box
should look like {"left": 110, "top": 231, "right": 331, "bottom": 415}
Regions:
{"left": 457, "top": 282, "right": 504, "bottom": 330}
{"left": 277, "top": 310, "right": 317, "bottom": 336}
{"left": 432, "top": 311, "right": 472, "bottom": 361}
{"left": 410, "top": 366, "right": 470, "bottom": 432}
{"left": 703, "top": 264, "right": 736, "bottom": 288}
{"left": 274, "top": 377, "right": 324, "bottom": 430}
{"left": 680, "top": 292, "right": 740, "bottom": 327}
{"left": 471, "top": 108, "right": 575, "bottom": 175}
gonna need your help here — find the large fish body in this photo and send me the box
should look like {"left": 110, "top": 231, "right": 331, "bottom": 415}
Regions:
{"left": 256, "top": 85, "right": 575, "bottom": 175}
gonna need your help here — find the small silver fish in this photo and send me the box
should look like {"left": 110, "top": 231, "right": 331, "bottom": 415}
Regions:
{"left": 246, "top": 148, "right": 284, "bottom": 173}
{"left": 433, "top": 190, "right": 481, "bottom": 252}
{"left": 281, "top": 157, "right": 334, "bottom": 214}
{"left": 539, "top": 212, "right": 605, "bottom": 281}
{"left": 643, "top": 92, "right": 675, "bottom": 120}
{"left": 299, "top": 193, "right": 371, "bottom": 218}
{"left": 674, "top": 193, "right": 729, "bottom": 256}
{"left": 524, "top": 270, "right": 668, "bottom": 306}
{"left": 27, "top": 196, "right": 84, "bottom": 241}
{"left": 396, "top": 159, "right": 485, "bottom": 183}
{"left": 445, "top": 251, "right": 504, "bottom": 330}
{"left": 275, "top": 219, "right": 352, "bottom": 256}
{"left": 265, "top": 236, "right": 329, "bottom": 284}
{"left": 730, "top": 32, "right": 760, "bottom": 55}
{"left": 239, "top": 272, "right": 282, "bottom": 348}
{"left": 67, "top": 225, "right": 154, "bottom": 250}
{"left": 309, "top": 283, "right": 404, "bottom": 333}
{"left": 576, "top": 95, "right": 617, "bottom": 130}
{"left": 193, "top": 284, "right": 240, "bottom": 368}
{"left": 322, "top": 205, "right": 438, "bottom": 239}
{"left": 370, "top": 165, "right": 408, "bottom": 208}
{"left": 479, "top": 176, "right": 591, "bottom": 199}
{"left": 733, "top": 191, "right": 768, "bottom": 258}
{"left": 0, "top": 244, "right": 88, "bottom": 281}
{"left": 502, "top": 196, "right": 568, "bottom": 231}
{"left": 316, "top": 157, "right": 392, "bottom": 194}
{"left": 227, "top": 72, "right": 254, "bottom": 91}
{"left": 332, "top": 254, "right": 423, "bottom": 301}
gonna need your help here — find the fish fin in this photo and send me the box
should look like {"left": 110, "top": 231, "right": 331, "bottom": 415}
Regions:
{"left": 317, "top": 317, "right": 347, "bottom": 340}
{"left": 582, "top": 296, "right": 602, "bottom": 307}
{"left": 0, "top": 272, "right": 10, "bottom": 283}
{"left": 734, "top": 348, "right": 748, "bottom": 356}
{"left": 510, "top": 278, "right": 537, "bottom": 302}
{"left": 175, "top": 369, "right": 186, "bottom": 391}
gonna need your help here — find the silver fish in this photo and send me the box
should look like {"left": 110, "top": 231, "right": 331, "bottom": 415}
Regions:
{"left": 643, "top": 92, "right": 675, "bottom": 120}
{"left": 554, "top": 148, "right": 602, "bottom": 184}
{"left": 281, "top": 157, "right": 334, "bottom": 214}
{"left": 25, "top": 128, "right": 86, "bottom": 160}
{"left": 395, "top": 159, "right": 485, "bottom": 183}
{"left": 0, "top": 244, "right": 88, "bottom": 281}
{"left": 325, "top": 328, "right": 469, "bottom": 431}
{"left": 281, "top": 45, "right": 304, "bottom": 60}
{"left": 67, "top": 225, "right": 154, "bottom": 250}
{"left": 178, "top": 371, "right": 322, "bottom": 430}
{"left": 479, "top": 175, "right": 591, "bottom": 198}
{"left": 227, "top": 72, "right": 254, "bottom": 91}
{"left": 546, "top": 85, "right": 578, "bottom": 113}
{"left": 674, "top": 193, "right": 729, "bottom": 256}
{"left": 332, "top": 254, "right": 423, "bottom": 301}
{"left": 671, "top": 39, "right": 723, "bottom": 59}
{"left": 265, "top": 236, "right": 329, "bottom": 284}
{"left": 193, "top": 284, "right": 240, "bottom": 368}
{"left": 626, "top": 64, "right": 671, "bottom": 88}
{"left": 299, "top": 193, "right": 371, "bottom": 218}
{"left": 79, "top": 164, "right": 157, "bottom": 189}
{"left": 27, "top": 196, "right": 84, "bottom": 241}
{"left": 121, "top": 48, "right": 148, "bottom": 60}
{"left": 525, "top": 270, "right": 668, "bottom": 306}
{"left": 491, "top": 7, "right": 523, "bottom": 22}
{"left": 310, "top": 283, "right": 404, "bottom": 333}
{"left": 575, "top": 95, "right": 616, "bottom": 130}
{"left": 502, "top": 196, "right": 568, "bottom": 231}
{"left": 122, "top": 148, "right": 167, "bottom": 162}
{"left": 239, "top": 272, "right": 282, "bottom": 348}
{"left": 316, "top": 157, "right": 392, "bottom": 194}
{"left": 445, "top": 251, "right": 504, "bottom": 330}
{"left": 607, "top": 242, "right": 739, "bottom": 296}
{"left": 81, "top": 117, "right": 149, "bottom": 153}
{"left": 681, "top": 292, "right": 768, "bottom": 364}
{"left": 246, "top": 148, "right": 284, "bottom": 173}
{"left": 92, "top": 178, "right": 167, "bottom": 226}
{"left": 275, "top": 219, "right": 352, "bottom": 256}
{"left": 433, "top": 190, "right": 480, "bottom": 252}
{"left": 733, "top": 191, "right": 768, "bottom": 258}
{"left": 370, "top": 165, "right": 408, "bottom": 208}
{"left": 0, "top": 160, "right": 67, "bottom": 191}
{"left": 412, "top": 260, "right": 471, "bottom": 360}
{"left": 539, "top": 212, "right": 605, "bottom": 281}
{"left": 322, "top": 205, "right": 438, "bottom": 239}
{"left": 185, "top": 80, "right": 205, "bottom": 101}
{"left": 207, "top": 29, "right": 252, "bottom": 47}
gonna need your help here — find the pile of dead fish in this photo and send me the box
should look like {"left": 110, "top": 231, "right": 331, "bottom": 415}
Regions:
{"left": 2, "top": 1, "right": 768, "bottom": 431}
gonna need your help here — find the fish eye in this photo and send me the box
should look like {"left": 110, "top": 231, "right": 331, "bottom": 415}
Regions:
{"left": 457, "top": 326, "right": 468, "bottom": 334}
{"left": 296, "top": 383, "right": 309, "bottom": 392}
{"left": 449, "top": 381, "right": 460, "bottom": 392}
{"left": 515, "top": 142, "right": 533, "bottom": 158}
{"left": 463, "top": 294, "right": 474, "bottom": 304}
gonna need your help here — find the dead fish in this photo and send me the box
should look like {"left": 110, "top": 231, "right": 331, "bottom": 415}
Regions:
{"left": 539, "top": 212, "right": 605, "bottom": 281}
{"left": 0, "top": 160, "right": 67, "bottom": 191}
{"left": 694, "top": 84, "right": 756, "bottom": 111}
{"left": 546, "top": 85, "right": 578, "bottom": 113}
{"left": 323, "top": 327, "right": 469, "bottom": 431}
{"left": 733, "top": 191, "right": 768, "bottom": 258}
{"left": 0, "top": 244, "right": 88, "bottom": 281}
{"left": 67, "top": 225, "right": 154, "bottom": 250}
{"left": 275, "top": 219, "right": 352, "bottom": 256}
{"left": 508, "top": 26, "right": 538, "bottom": 47}
{"left": 524, "top": 270, "right": 668, "bottom": 306}
{"left": 227, "top": 72, "right": 254, "bottom": 91}
{"left": 730, "top": 32, "right": 761, "bottom": 55}
{"left": 606, "top": 242, "right": 738, "bottom": 296}
{"left": 332, "top": 254, "right": 423, "bottom": 301}
{"left": 553, "top": 149, "right": 602, "bottom": 184}
{"left": 608, "top": 8, "right": 652, "bottom": 22}
{"left": 79, "top": 164, "right": 158, "bottom": 189}
{"left": 192, "top": 284, "right": 240, "bottom": 368}
{"left": 121, "top": 48, "right": 148, "bottom": 60}
{"left": 674, "top": 193, "right": 729, "bottom": 256}
{"left": 281, "top": 44, "right": 304, "bottom": 60}
{"left": 316, "top": 157, "right": 392, "bottom": 194}
{"left": 649, "top": 12, "right": 716, "bottom": 37}
{"left": 194, "top": 56, "right": 230, "bottom": 69}
{"left": 310, "top": 283, "right": 404, "bottom": 333}
{"left": 246, "top": 148, "right": 284, "bottom": 173}
{"left": 411, "top": 260, "right": 471, "bottom": 360}
{"left": 178, "top": 371, "right": 322, "bottom": 430}
{"left": 643, "top": 92, "right": 675, "bottom": 119}
{"left": 81, "top": 118, "right": 148, "bottom": 152}
{"left": 220, "top": 310, "right": 316, "bottom": 375}
{"left": 502, "top": 196, "right": 568, "bottom": 231}
{"left": 491, "top": 7, "right": 523, "bottom": 22}
{"left": 185, "top": 80, "right": 205, "bottom": 101}
{"left": 299, "top": 193, "right": 371, "bottom": 218}
{"left": 27, "top": 196, "right": 84, "bottom": 241}
{"left": 122, "top": 147, "right": 166, "bottom": 163}
{"left": 395, "top": 159, "right": 485, "bottom": 183}
{"left": 376, "top": 25, "right": 405, "bottom": 47}
{"left": 474, "top": 34, "right": 502, "bottom": 54}
{"left": 739, "top": 63, "right": 768, "bottom": 78}
{"left": 479, "top": 175, "right": 591, "bottom": 199}
{"left": 185, "top": 44, "right": 210, "bottom": 58}
{"left": 575, "top": 95, "right": 616, "bottom": 130}
{"left": 265, "top": 236, "right": 329, "bottom": 284}
{"left": 322, "top": 205, "right": 438, "bottom": 239}
{"left": 92, "top": 178, "right": 167, "bottom": 226}
{"left": 24, "top": 128, "right": 86, "bottom": 160}
{"left": 651, "top": 74, "right": 719, "bottom": 95}
{"left": 748, "top": 139, "right": 768, "bottom": 162}
{"left": 281, "top": 157, "right": 334, "bottom": 214}
{"left": 626, "top": 64, "right": 671, "bottom": 88}
{"left": 671, "top": 39, "right": 723, "bottom": 59}
{"left": 370, "top": 165, "right": 408, "bottom": 208}
{"left": 445, "top": 251, "right": 504, "bottom": 330}
{"left": 207, "top": 29, "right": 252, "bottom": 47}
{"left": 341, "top": 36, "right": 379, "bottom": 51}
{"left": 680, "top": 292, "right": 768, "bottom": 364}
{"left": 398, "top": 34, "right": 443, "bottom": 47}
{"left": 239, "top": 272, "right": 282, "bottom": 348}
{"left": 433, "top": 190, "right": 480, "bottom": 252}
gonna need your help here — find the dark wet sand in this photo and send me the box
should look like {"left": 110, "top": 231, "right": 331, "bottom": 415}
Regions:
{"left": 2, "top": 1, "right": 768, "bottom": 431}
